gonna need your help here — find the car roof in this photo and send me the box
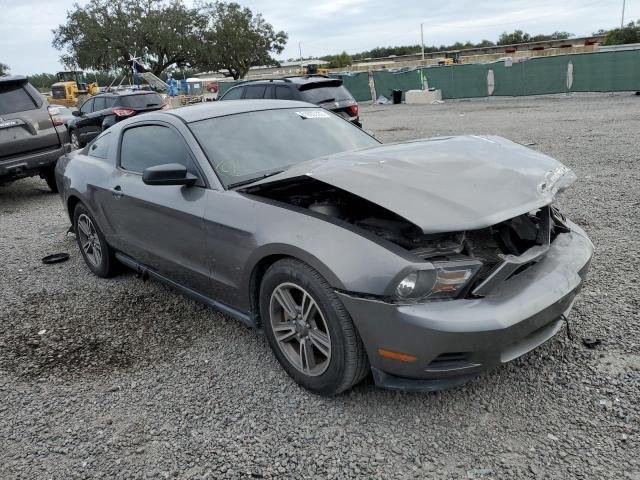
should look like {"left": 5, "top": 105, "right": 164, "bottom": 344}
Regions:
{"left": 0, "top": 75, "right": 28, "bottom": 84}
{"left": 282, "top": 75, "right": 337, "bottom": 85}
{"left": 95, "top": 90, "right": 159, "bottom": 97}
{"left": 227, "top": 75, "right": 340, "bottom": 89}
{"left": 231, "top": 79, "right": 289, "bottom": 86}
{"left": 167, "top": 99, "right": 316, "bottom": 123}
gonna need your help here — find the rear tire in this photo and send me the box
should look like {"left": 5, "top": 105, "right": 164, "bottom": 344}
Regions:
{"left": 260, "top": 258, "right": 369, "bottom": 396}
{"left": 42, "top": 165, "right": 58, "bottom": 193}
{"left": 73, "top": 203, "right": 116, "bottom": 278}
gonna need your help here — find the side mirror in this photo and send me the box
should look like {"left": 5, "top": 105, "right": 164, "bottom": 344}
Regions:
{"left": 72, "top": 110, "right": 82, "bottom": 117}
{"left": 142, "top": 163, "right": 198, "bottom": 186}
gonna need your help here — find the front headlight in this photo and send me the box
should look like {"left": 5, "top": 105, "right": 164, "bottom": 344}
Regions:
{"left": 395, "top": 260, "right": 482, "bottom": 301}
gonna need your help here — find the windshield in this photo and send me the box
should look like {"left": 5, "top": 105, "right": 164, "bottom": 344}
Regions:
{"left": 189, "top": 108, "right": 378, "bottom": 188}
{"left": 300, "top": 85, "right": 354, "bottom": 103}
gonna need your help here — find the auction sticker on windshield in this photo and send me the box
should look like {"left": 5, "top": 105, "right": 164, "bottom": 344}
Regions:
{"left": 296, "top": 110, "right": 331, "bottom": 119}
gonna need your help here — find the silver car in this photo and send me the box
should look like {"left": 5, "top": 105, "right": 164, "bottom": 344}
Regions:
{"left": 55, "top": 100, "right": 593, "bottom": 395}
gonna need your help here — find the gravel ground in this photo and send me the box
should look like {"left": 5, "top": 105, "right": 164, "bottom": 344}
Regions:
{"left": 1, "top": 93, "right": 639, "bottom": 479}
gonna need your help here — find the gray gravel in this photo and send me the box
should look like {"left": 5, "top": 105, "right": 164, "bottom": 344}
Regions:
{"left": 1, "top": 93, "right": 639, "bottom": 479}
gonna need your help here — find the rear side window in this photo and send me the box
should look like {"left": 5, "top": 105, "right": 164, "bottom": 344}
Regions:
{"left": 120, "top": 125, "right": 196, "bottom": 174}
{"left": 244, "top": 85, "right": 266, "bottom": 99}
{"left": 93, "top": 96, "right": 106, "bottom": 111}
{"left": 300, "top": 85, "right": 354, "bottom": 103}
{"left": 119, "top": 93, "right": 163, "bottom": 109}
{"left": 221, "top": 86, "right": 243, "bottom": 100}
{"left": 87, "top": 132, "right": 111, "bottom": 160}
{"left": 0, "top": 82, "right": 37, "bottom": 115}
{"left": 275, "top": 85, "right": 294, "bottom": 100}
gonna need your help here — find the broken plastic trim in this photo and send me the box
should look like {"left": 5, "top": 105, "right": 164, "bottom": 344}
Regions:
{"left": 471, "top": 207, "right": 552, "bottom": 296}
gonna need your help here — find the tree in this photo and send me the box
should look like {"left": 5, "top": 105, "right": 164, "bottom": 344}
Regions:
{"left": 27, "top": 73, "right": 57, "bottom": 89}
{"left": 498, "top": 30, "right": 572, "bottom": 45}
{"left": 530, "top": 31, "right": 572, "bottom": 42}
{"left": 52, "top": 0, "right": 204, "bottom": 76}
{"left": 0, "top": 63, "right": 9, "bottom": 76}
{"left": 197, "top": 2, "right": 287, "bottom": 80}
{"left": 603, "top": 20, "right": 640, "bottom": 45}
{"left": 321, "top": 51, "right": 352, "bottom": 69}
{"left": 475, "top": 39, "right": 496, "bottom": 48}
{"left": 498, "top": 30, "right": 531, "bottom": 45}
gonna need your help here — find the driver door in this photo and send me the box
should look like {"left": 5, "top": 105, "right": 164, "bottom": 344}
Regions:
{"left": 75, "top": 98, "right": 94, "bottom": 143}
{"left": 101, "top": 122, "right": 210, "bottom": 292}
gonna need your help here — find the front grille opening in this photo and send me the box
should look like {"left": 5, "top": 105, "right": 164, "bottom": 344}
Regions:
{"left": 427, "top": 352, "right": 471, "bottom": 371}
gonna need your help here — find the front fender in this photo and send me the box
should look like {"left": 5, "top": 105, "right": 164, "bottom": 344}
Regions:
{"left": 243, "top": 242, "right": 347, "bottom": 292}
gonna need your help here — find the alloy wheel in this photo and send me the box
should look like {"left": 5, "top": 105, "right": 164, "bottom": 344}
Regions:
{"left": 76, "top": 213, "right": 102, "bottom": 268}
{"left": 269, "top": 282, "right": 332, "bottom": 376}
{"left": 70, "top": 131, "right": 80, "bottom": 150}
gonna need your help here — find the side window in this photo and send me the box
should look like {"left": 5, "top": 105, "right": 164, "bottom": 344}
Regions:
{"left": 87, "top": 132, "right": 111, "bottom": 160}
{"left": 80, "top": 98, "right": 94, "bottom": 114}
{"left": 222, "top": 87, "right": 243, "bottom": 100}
{"left": 120, "top": 125, "right": 197, "bottom": 176}
{"left": 263, "top": 85, "right": 275, "bottom": 99}
{"left": 93, "top": 96, "right": 106, "bottom": 111}
{"left": 275, "top": 86, "right": 294, "bottom": 100}
{"left": 105, "top": 96, "right": 116, "bottom": 108}
{"left": 244, "top": 85, "right": 266, "bottom": 99}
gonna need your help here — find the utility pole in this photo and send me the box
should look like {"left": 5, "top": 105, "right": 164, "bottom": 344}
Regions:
{"left": 299, "top": 42, "right": 303, "bottom": 65}
{"left": 621, "top": 0, "right": 626, "bottom": 28}
{"left": 421, "top": 23, "right": 425, "bottom": 61}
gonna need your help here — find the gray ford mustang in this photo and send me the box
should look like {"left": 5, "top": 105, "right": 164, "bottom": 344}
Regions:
{"left": 55, "top": 100, "right": 593, "bottom": 395}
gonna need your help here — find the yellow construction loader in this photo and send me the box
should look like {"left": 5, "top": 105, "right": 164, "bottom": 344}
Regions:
{"left": 47, "top": 71, "right": 99, "bottom": 107}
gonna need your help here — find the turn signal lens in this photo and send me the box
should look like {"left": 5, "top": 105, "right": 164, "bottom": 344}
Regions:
{"left": 432, "top": 269, "right": 473, "bottom": 293}
{"left": 378, "top": 348, "right": 417, "bottom": 362}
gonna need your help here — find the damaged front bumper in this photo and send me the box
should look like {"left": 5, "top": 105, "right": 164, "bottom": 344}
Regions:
{"left": 337, "top": 221, "right": 593, "bottom": 392}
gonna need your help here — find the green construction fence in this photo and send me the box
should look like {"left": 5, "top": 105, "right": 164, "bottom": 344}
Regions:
{"left": 330, "top": 72, "right": 371, "bottom": 102}
{"left": 368, "top": 49, "right": 640, "bottom": 101}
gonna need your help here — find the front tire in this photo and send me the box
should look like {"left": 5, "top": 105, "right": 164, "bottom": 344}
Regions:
{"left": 41, "top": 165, "right": 58, "bottom": 193}
{"left": 260, "top": 258, "right": 369, "bottom": 395}
{"left": 73, "top": 203, "right": 116, "bottom": 278}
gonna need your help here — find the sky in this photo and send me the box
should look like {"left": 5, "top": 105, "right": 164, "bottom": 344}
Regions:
{"left": 1, "top": 0, "right": 637, "bottom": 75}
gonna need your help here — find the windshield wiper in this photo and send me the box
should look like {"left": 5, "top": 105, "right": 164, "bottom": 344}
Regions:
{"left": 316, "top": 97, "right": 336, "bottom": 104}
{"left": 227, "top": 170, "right": 284, "bottom": 189}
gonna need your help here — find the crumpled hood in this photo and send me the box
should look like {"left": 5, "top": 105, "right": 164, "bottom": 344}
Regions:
{"left": 249, "top": 135, "right": 576, "bottom": 233}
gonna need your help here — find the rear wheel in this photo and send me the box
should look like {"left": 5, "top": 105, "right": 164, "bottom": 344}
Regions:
{"left": 73, "top": 203, "right": 116, "bottom": 277}
{"left": 69, "top": 129, "right": 83, "bottom": 150}
{"left": 260, "top": 258, "right": 369, "bottom": 395}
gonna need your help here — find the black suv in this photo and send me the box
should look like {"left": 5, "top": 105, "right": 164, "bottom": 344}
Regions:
{"left": 0, "top": 76, "right": 70, "bottom": 192}
{"left": 67, "top": 90, "right": 167, "bottom": 149}
{"left": 219, "top": 75, "right": 361, "bottom": 126}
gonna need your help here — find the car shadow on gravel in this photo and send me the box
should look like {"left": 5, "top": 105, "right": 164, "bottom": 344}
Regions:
{"left": 0, "top": 278, "right": 236, "bottom": 379}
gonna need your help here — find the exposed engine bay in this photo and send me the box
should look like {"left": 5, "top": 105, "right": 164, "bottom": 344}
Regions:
{"left": 243, "top": 177, "right": 569, "bottom": 282}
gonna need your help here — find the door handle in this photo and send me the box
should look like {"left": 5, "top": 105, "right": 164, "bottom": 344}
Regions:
{"left": 110, "top": 185, "right": 123, "bottom": 198}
